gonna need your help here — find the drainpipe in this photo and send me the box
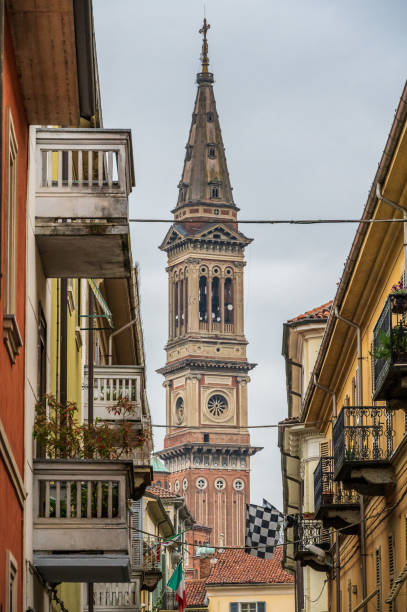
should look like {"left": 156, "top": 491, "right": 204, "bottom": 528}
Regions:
{"left": 108, "top": 318, "right": 137, "bottom": 365}
{"left": 313, "top": 376, "right": 336, "bottom": 418}
{"left": 376, "top": 183, "right": 407, "bottom": 277}
{"left": 334, "top": 308, "right": 366, "bottom": 611}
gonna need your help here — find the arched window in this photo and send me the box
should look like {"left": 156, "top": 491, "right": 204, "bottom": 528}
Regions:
{"left": 199, "top": 276, "right": 207, "bottom": 322}
{"left": 180, "top": 279, "right": 184, "bottom": 328}
{"left": 224, "top": 278, "right": 234, "bottom": 323}
{"left": 212, "top": 277, "right": 220, "bottom": 322}
{"left": 174, "top": 281, "right": 179, "bottom": 330}
{"left": 155, "top": 480, "right": 162, "bottom": 488}
{"left": 211, "top": 186, "right": 219, "bottom": 198}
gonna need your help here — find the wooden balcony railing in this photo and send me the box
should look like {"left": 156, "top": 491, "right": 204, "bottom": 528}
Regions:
{"left": 35, "top": 128, "right": 134, "bottom": 219}
{"left": 84, "top": 365, "right": 143, "bottom": 422}
{"left": 33, "top": 459, "right": 135, "bottom": 583}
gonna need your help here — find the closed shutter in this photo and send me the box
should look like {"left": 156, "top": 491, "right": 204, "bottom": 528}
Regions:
{"left": 388, "top": 535, "right": 395, "bottom": 612}
{"left": 230, "top": 604, "right": 238, "bottom": 612}
{"left": 257, "top": 602, "right": 266, "bottom": 612}
{"left": 130, "top": 499, "right": 143, "bottom": 576}
{"left": 320, "top": 441, "right": 329, "bottom": 457}
{"left": 375, "top": 547, "right": 382, "bottom": 612}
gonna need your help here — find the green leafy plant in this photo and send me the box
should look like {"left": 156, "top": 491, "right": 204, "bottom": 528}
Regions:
{"left": 372, "top": 326, "right": 407, "bottom": 361}
{"left": 33, "top": 395, "right": 148, "bottom": 460}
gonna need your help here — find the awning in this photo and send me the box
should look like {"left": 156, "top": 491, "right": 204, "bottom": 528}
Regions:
{"left": 88, "top": 279, "right": 113, "bottom": 327}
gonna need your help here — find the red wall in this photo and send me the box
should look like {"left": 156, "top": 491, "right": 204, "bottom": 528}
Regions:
{"left": 0, "top": 17, "right": 28, "bottom": 612}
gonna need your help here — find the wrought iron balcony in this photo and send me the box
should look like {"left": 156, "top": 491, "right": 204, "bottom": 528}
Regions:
{"left": 160, "top": 589, "right": 178, "bottom": 611}
{"left": 33, "top": 459, "right": 135, "bottom": 584}
{"left": 33, "top": 127, "right": 134, "bottom": 278}
{"left": 373, "top": 293, "right": 407, "bottom": 401}
{"left": 314, "top": 457, "right": 360, "bottom": 534}
{"left": 333, "top": 406, "right": 397, "bottom": 495}
{"left": 141, "top": 537, "right": 162, "bottom": 592}
{"left": 294, "top": 518, "right": 332, "bottom": 573}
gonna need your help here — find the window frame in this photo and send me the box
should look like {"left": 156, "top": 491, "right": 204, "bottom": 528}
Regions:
{"left": 4, "top": 108, "right": 18, "bottom": 316}
{"left": 5, "top": 550, "right": 18, "bottom": 612}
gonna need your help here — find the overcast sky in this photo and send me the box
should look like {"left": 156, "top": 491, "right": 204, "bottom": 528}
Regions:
{"left": 93, "top": 0, "right": 407, "bottom": 508}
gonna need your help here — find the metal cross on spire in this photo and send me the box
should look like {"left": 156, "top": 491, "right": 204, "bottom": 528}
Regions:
{"left": 199, "top": 17, "right": 211, "bottom": 73}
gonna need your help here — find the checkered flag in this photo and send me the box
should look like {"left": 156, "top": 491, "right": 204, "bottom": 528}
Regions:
{"left": 245, "top": 499, "right": 284, "bottom": 559}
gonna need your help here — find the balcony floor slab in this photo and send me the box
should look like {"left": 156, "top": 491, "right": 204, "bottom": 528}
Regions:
{"left": 35, "top": 224, "right": 131, "bottom": 278}
{"left": 34, "top": 553, "right": 131, "bottom": 583}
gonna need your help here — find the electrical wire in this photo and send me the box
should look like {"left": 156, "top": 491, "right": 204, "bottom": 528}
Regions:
{"left": 128, "top": 218, "right": 407, "bottom": 225}
{"left": 150, "top": 420, "right": 329, "bottom": 429}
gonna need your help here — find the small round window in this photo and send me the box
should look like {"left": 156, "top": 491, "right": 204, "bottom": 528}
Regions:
{"left": 214, "top": 208, "right": 220, "bottom": 215}
{"left": 214, "top": 478, "right": 226, "bottom": 490}
{"left": 174, "top": 480, "right": 180, "bottom": 492}
{"left": 196, "top": 477, "right": 207, "bottom": 490}
{"left": 207, "top": 394, "right": 228, "bottom": 418}
{"left": 183, "top": 478, "right": 188, "bottom": 491}
{"left": 176, "top": 397, "right": 184, "bottom": 424}
{"left": 233, "top": 479, "right": 244, "bottom": 491}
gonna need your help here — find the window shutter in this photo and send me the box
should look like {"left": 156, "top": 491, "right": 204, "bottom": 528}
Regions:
{"left": 320, "top": 441, "right": 329, "bottom": 457}
{"left": 375, "top": 548, "right": 382, "bottom": 612}
{"left": 130, "top": 499, "right": 143, "bottom": 577}
{"left": 257, "top": 602, "right": 266, "bottom": 612}
{"left": 230, "top": 604, "right": 238, "bottom": 612}
{"left": 388, "top": 534, "right": 395, "bottom": 612}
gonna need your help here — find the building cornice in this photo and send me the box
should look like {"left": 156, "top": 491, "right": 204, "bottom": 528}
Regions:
{"left": 157, "top": 357, "right": 256, "bottom": 376}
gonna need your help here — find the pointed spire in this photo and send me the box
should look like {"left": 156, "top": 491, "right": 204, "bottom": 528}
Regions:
{"left": 172, "top": 20, "right": 238, "bottom": 223}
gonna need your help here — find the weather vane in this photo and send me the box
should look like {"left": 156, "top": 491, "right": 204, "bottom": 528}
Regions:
{"left": 199, "top": 17, "right": 211, "bottom": 73}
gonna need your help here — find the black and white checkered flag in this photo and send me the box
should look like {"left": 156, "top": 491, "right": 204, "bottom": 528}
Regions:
{"left": 245, "top": 499, "right": 284, "bottom": 559}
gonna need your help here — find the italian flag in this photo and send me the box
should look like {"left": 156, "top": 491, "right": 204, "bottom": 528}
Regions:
{"left": 168, "top": 562, "right": 186, "bottom": 612}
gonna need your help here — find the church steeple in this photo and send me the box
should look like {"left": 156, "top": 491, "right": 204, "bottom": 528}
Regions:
{"left": 174, "top": 20, "right": 237, "bottom": 221}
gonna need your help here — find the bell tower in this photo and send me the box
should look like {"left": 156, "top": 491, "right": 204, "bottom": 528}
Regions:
{"left": 157, "top": 20, "right": 260, "bottom": 549}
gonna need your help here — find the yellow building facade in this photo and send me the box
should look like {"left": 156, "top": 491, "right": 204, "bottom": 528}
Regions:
{"left": 286, "top": 81, "right": 407, "bottom": 611}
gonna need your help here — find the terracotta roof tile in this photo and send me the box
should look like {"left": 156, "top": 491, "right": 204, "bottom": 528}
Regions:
{"left": 186, "top": 579, "right": 207, "bottom": 606}
{"left": 205, "top": 546, "right": 294, "bottom": 585}
{"left": 287, "top": 300, "right": 332, "bottom": 323}
{"left": 147, "top": 485, "right": 179, "bottom": 499}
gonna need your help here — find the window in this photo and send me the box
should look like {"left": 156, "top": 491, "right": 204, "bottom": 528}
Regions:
{"left": 207, "top": 112, "right": 214, "bottom": 122}
{"left": 3, "top": 110, "right": 22, "bottom": 364}
{"left": 230, "top": 603, "right": 265, "bottom": 612}
{"left": 208, "top": 147, "right": 216, "bottom": 158}
{"left": 211, "top": 186, "right": 219, "bottom": 198}
{"left": 207, "top": 394, "right": 228, "bottom": 417}
{"left": 203, "top": 433, "right": 210, "bottom": 442}
{"left": 174, "top": 480, "right": 180, "bottom": 492}
{"left": 176, "top": 397, "right": 184, "bottom": 424}
{"left": 388, "top": 534, "right": 395, "bottom": 612}
{"left": 5, "top": 551, "right": 17, "bottom": 612}
{"left": 212, "top": 277, "right": 220, "bottom": 322}
{"left": 375, "top": 548, "right": 382, "bottom": 612}
{"left": 199, "top": 276, "right": 208, "bottom": 322}
{"left": 4, "top": 109, "right": 18, "bottom": 315}
{"left": 183, "top": 478, "right": 188, "bottom": 491}
{"left": 215, "top": 478, "right": 225, "bottom": 490}
{"left": 224, "top": 278, "right": 234, "bottom": 324}
{"left": 233, "top": 479, "right": 244, "bottom": 491}
{"left": 196, "top": 477, "right": 207, "bottom": 490}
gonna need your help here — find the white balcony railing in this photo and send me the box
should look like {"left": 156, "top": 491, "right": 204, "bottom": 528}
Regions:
{"left": 33, "top": 459, "right": 134, "bottom": 583}
{"left": 35, "top": 128, "right": 134, "bottom": 219}
{"left": 84, "top": 365, "right": 143, "bottom": 422}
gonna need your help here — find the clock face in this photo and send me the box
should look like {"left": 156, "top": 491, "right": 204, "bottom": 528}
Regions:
{"left": 175, "top": 397, "right": 184, "bottom": 424}
{"left": 207, "top": 394, "right": 228, "bottom": 418}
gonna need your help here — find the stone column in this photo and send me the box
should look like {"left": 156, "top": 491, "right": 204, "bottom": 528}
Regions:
{"left": 186, "top": 259, "right": 200, "bottom": 333}
{"left": 220, "top": 271, "right": 225, "bottom": 333}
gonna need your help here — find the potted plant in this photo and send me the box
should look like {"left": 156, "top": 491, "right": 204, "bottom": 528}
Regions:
{"left": 390, "top": 281, "right": 407, "bottom": 313}
{"left": 372, "top": 324, "right": 407, "bottom": 363}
